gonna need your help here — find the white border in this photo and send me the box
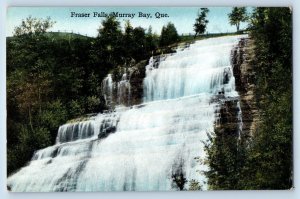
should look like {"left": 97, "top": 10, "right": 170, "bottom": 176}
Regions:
{"left": 0, "top": 1, "right": 299, "bottom": 199}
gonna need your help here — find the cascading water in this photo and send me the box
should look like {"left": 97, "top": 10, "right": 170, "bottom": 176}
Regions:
{"left": 102, "top": 74, "right": 114, "bottom": 107}
{"left": 102, "top": 72, "right": 132, "bottom": 107}
{"left": 7, "top": 35, "right": 245, "bottom": 192}
{"left": 117, "top": 73, "right": 131, "bottom": 106}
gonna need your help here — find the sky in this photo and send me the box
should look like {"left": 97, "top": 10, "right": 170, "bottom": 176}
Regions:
{"left": 6, "top": 7, "right": 252, "bottom": 37}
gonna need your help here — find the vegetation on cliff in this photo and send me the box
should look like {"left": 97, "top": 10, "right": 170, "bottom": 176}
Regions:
{"left": 242, "top": 7, "right": 292, "bottom": 189}
{"left": 204, "top": 7, "right": 292, "bottom": 190}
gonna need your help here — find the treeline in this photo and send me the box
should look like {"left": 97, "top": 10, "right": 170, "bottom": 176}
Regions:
{"left": 204, "top": 7, "right": 292, "bottom": 190}
{"left": 7, "top": 16, "right": 181, "bottom": 175}
{"left": 7, "top": 17, "right": 99, "bottom": 175}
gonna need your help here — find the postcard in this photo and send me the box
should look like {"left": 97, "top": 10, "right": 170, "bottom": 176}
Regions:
{"left": 6, "top": 6, "right": 293, "bottom": 192}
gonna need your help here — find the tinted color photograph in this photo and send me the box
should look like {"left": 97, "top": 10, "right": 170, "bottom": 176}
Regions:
{"left": 6, "top": 7, "right": 292, "bottom": 191}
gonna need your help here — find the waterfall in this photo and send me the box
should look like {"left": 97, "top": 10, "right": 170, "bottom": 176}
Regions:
{"left": 101, "top": 74, "right": 114, "bottom": 107}
{"left": 102, "top": 72, "right": 132, "bottom": 107}
{"left": 117, "top": 73, "right": 131, "bottom": 106}
{"left": 7, "top": 35, "right": 246, "bottom": 192}
{"left": 143, "top": 37, "right": 240, "bottom": 102}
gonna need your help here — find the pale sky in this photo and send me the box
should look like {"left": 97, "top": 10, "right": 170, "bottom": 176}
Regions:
{"left": 6, "top": 7, "right": 252, "bottom": 37}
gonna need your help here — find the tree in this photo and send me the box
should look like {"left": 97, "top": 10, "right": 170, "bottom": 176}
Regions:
{"left": 132, "top": 27, "right": 147, "bottom": 61}
{"left": 123, "top": 20, "right": 134, "bottom": 61}
{"left": 159, "top": 22, "right": 179, "bottom": 47}
{"left": 7, "top": 16, "right": 56, "bottom": 174}
{"left": 203, "top": 127, "right": 243, "bottom": 190}
{"left": 94, "top": 16, "right": 124, "bottom": 68}
{"left": 145, "top": 26, "right": 159, "bottom": 55}
{"left": 9, "top": 17, "right": 56, "bottom": 130}
{"left": 14, "top": 16, "right": 55, "bottom": 37}
{"left": 228, "top": 7, "right": 248, "bottom": 32}
{"left": 193, "top": 8, "right": 209, "bottom": 38}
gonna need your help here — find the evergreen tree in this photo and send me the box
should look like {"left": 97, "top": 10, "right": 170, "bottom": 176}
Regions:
{"left": 94, "top": 16, "right": 124, "bottom": 69}
{"left": 159, "top": 22, "right": 179, "bottom": 47}
{"left": 132, "top": 27, "right": 147, "bottom": 61}
{"left": 123, "top": 20, "right": 134, "bottom": 62}
{"left": 145, "top": 26, "right": 158, "bottom": 55}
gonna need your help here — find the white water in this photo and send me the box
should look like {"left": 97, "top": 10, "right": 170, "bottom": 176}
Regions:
{"left": 102, "top": 72, "right": 131, "bottom": 107}
{"left": 7, "top": 35, "right": 245, "bottom": 192}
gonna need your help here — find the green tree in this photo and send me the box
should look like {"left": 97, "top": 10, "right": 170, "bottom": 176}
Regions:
{"left": 228, "top": 7, "right": 248, "bottom": 32}
{"left": 14, "top": 16, "right": 55, "bottom": 37}
{"left": 39, "top": 100, "right": 68, "bottom": 142}
{"left": 203, "top": 127, "right": 243, "bottom": 190}
{"left": 132, "top": 27, "right": 147, "bottom": 61}
{"left": 145, "top": 25, "right": 159, "bottom": 54}
{"left": 123, "top": 20, "right": 134, "bottom": 62}
{"left": 7, "top": 17, "right": 56, "bottom": 174}
{"left": 96, "top": 16, "right": 124, "bottom": 66}
{"left": 193, "top": 8, "right": 209, "bottom": 38}
{"left": 89, "top": 16, "right": 125, "bottom": 86}
{"left": 159, "top": 22, "right": 179, "bottom": 47}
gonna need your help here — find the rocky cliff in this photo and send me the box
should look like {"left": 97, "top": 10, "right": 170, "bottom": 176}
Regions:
{"left": 214, "top": 37, "right": 259, "bottom": 145}
{"left": 231, "top": 37, "right": 259, "bottom": 138}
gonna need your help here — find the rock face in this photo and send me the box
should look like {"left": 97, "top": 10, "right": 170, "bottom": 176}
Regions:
{"left": 128, "top": 60, "right": 147, "bottom": 105}
{"left": 101, "top": 60, "right": 147, "bottom": 108}
{"left": 231, "top": 37, "right": 259, "bottom": 137}
{"left": 216, "top": 99, "right": 241, "bottom": 135}
{"left": 215, "top": 37, "right": 259, "bottom": 143}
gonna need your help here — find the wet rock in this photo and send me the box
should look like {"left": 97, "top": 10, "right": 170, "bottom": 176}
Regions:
{"left": 98, "top": 126, "right": 117, "bottom": 139}
{"left": 231, "top": 37, "right": 259, "bottom": 137}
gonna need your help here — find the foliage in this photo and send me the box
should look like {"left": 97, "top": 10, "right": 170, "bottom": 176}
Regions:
{"left": 228, "top": 7, "right": 248, "bottom": 32}
{"left": 91, "top": 16, "right": 158, "bottom": 75}
{"left": 203, "top": 127, "right": 245, "bottom": 190}
{"left": 204, "top": 7, "right": 292, "bottom": 190}
{"left": 242, "top": 7, "right": 293, "bottom": 189}
{"left": 14, "top": 16, "right": 56, "bottom": 36}
{"left": 7, "top": 17, "right": 98, "bottom": 174}
{"left": 188, "top": 179, "right": 202, "bottom": 191}
{"left": 145, "top": 26, "right": 159, "bottom": 54}
{"left": 95, "top": 16, "right": 124, "bottom": 66}
{"left": 159, "top": 22, "right": 179, "bottom": 47}
{"left": 193, "top": 8, "right": 209, "bottom": 37}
